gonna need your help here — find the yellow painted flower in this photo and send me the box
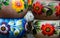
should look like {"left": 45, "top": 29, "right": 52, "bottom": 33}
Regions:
{"left": 12, "top": 0, "right": 24, "bottom": 12}
{"left": 28, "top": 0, "right": 32, "bottom": 5}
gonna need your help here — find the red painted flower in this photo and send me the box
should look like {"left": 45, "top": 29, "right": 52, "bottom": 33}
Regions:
{"left": 55, "top": 3, "right": 60, "bottom": 16}
{"left": 33, "top": 2, "right": 44, "bottom": 15}
{"left": 41, "top": 24, "right": 55, "bottom": 36}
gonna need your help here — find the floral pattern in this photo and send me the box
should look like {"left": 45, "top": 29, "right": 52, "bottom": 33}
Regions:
{"left": 0, "top": 22, "right": 10, "bottom": 34}
{"left": 8, "top": 18, "right": 26, "bottom": 36}
{"left": 0, "top": 18, "right": 26, "bottom": 38}
{"left": 24, "top": 11, "right": 34, "bottom": 22}
{"left": 0, "top": 0, "right": 9, "bottom": 9}
{"left": 41, "top": 23, "right": 55, "bottom": 36}
{"left": 33, "top": 2, "right": 44, "bottom": 15}
{"left": 12, "top": 0, "right": 24, "bottom": 12}
{"left": 55, "top": 3, "right": 60, "bottom": 16}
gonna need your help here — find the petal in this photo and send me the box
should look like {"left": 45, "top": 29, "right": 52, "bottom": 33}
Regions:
{"left": 42, "top": 31, "right": 46, "bottom": 35}
{"left": 41, "top": 24, "right": 44, "bottom": 30}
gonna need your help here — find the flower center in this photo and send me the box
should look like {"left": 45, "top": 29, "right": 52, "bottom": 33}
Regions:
{"left": 46, "top": 27, "right": 50, "bottom": 32}
{"left": 36, "top": 7, "right": 39, "bottom": 10}
{"left": 14, "top": 31, "right": 19, "bottom": 36}
{"left": 16, "top": 2, "right": 21, "bottom": 7}
{"left": 1, "top": 27, "right": 6, "bottom": 31}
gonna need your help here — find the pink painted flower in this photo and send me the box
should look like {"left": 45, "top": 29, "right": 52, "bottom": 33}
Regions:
{"left": 0, "top": 22, "right": 10, "bottom": 34}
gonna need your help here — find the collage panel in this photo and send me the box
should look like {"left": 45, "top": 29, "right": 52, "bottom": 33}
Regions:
{"left": 33, "top": 20, "right": 60, "bottom": 38}
{"left": 0, "top": 0, "right": 60, "bottom": 20}
{"left": 0, "top": 18, "right": 26, "bottom": 38}
{"left": 0, "top": 0, "right": 60, "bottom": 38}
{"left": 0, "top": 18, "right": 60, "bottom": 38}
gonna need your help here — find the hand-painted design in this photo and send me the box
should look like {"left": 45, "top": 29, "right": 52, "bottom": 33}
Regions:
{"left": 0, "top": 18, "right": 26, "bottom": 38}
{"left": 10, "top": 26, "right": 20, "bottom": 36}
{"left": 33, "top": 2, "right": 44, "bottom": 15}
{"left": 0, "top": 0, "right": 9, "bottom": 9}
{"left": 55, "top": 3, "right": 60, "bottom": 16}
{"left": 0, "top": 22, "right": 10, "bottom": 34}
{"left": 46, "top": 9, "right": 53, "bottom": 16}
{"left": 8, "top": 21, "right": 14, "bottom": 26}
{"left": 46, "top": 2, "right": 56, "bottom": 16}
{"left": 12, "top": 0, "right": 24, "bottom": 13}
{"left": 34, "top": 20, "right": 41, "bottom": 32}
{"left": 0, "top": 1, "right": 2, "bottom": 9}
{"left": 24, "top": 11, "right": 34, "bottom": 22}
{"left": 28, "top": 0, "right": 33, "bottom": 5}
{"left": 9, "top": 18, "right": 26, "bottom": 36}
{"left": 16, "top": 20, "right": 22, "bottom": 25}
{"left": 14, "top": 29, "right": 20, "bottom": 36}
{"left": 2, "top": 0, "right": 9, "bottom": 6}
{"left": 16, "top": 20, "right": 24, "bottom": 32}
{"left": 41, "top": 24, "right": 55, "bottom": 36}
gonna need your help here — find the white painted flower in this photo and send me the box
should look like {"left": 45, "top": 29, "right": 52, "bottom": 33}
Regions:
{"left": 10, "top": 27, "right": 15, "bottom": 32}
{"left": 16, "top": 20, "right": 22, "bottom": 26}
{"left": 24, "top": 11, "right": 34, "bottom": 22}
{"left": 0, "top": 24, "right": 8, "bottom": 34}
{"left": 8, "top": 21, "right": 14, "bottom": 26}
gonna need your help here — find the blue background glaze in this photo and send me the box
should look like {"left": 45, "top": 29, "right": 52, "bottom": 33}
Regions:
{"left": 0, "top": 18, "right": 26, "bottom": 38}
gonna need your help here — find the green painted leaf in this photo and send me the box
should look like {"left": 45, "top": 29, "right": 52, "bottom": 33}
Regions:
{"left": 2, "top": 0, "right": 5, "bottom": 2}
{"left": 33, "top": 29, "right": 37, "bottom": 35}
{"left": 23, "top": 0, "right": 24, "bottom": 1}
{"left": 2, "top": 0, "right": 9, "bottom": 2}
{"left": 41, "top": 2, "right": 46, "bottom": 5}
{"left": 42, "top": 8, "right": 46, "bottom": 13}
{"left": 48, "top": 2, "right": 56, "bottom": 12}
{"left": 59, "top": 32, "right": 60, "bottom": 36}
{"left": 48, "top": 2, "right": 55, "bottom": 6}
{"left": 0, "top": 6, "right": 1, "bottom": 10}
{"left": 0, "top": 3, "right": 2, "bottom": 10}
{"left": 36, "top": 29, "right": 40, "bottom": 32}
{"left": 3, "top": 1, "right": 9, "bottom": 6}
{"left": 54, "top": 30, "right": 58, "bottom": 34}
{"left": 52, "top": 8, "right": 55, "bottom": 12}
{"left": 46, "top": 9, "right": 53, "bottom": 16}
{"left": 2, "top": 0, "right": 9, "bottom": 6}
{"left": 24, "top": 3, "right": 28, "bottom": 9}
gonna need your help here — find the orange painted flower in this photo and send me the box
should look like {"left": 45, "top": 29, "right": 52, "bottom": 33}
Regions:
{"left": 28, "top": 0, "right": 32, "bottom": 5}
{"left": 33, "top": 2, "right": 44, "bottom": 15}
{"left": 55, "top": 3, "right": 60, "bottom": 16}
{"left": 12, "top": 0, "right": 24, "bottom": 12}
{"left": 41, "top": 24, "right": 55, "bottom": 36}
